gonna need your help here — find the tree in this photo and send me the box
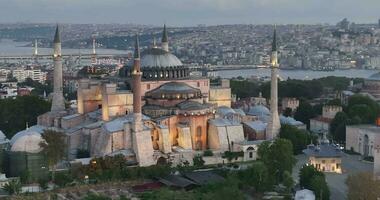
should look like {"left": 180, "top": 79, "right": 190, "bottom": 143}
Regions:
{"left": 294, "top": 100, "right": 317, "bottom": 129}
{"left": 258, "top": 139, "right": 296, "bottom": 183}
{"left": 0, "top": 95, "right": 51, "bottom": 138}
{"left": 329, "top": 112, "right": 348, "bottom": 143}
{"left": 299, "top": 165, "right": 324, "bottom": 189}
{"left": 310, "top": 175, "right": 330, "bottom": 200}
{"left": 282, "top": 171, "right": 294, "bottom": 193}
{"left": 347, "top": 95, "right": 380, "bottom": 123}
{"left": 39, "top": 129, "right": 67, "bottom": 184}
{"left": 279, "top": 125, "right": 314, "bottom": 154}
{"left": 238, "top": 161, "right": 272, "bottom": 192}
{"left": 2, "top": 179, "right": 22, "bottom": 195}
{"left": 346, "top": 172, "right": 380, "bottom": 200}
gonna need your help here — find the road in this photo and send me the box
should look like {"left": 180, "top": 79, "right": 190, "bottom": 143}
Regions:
{"left": 293, "top": 153, "right": 373, "bottom": 200}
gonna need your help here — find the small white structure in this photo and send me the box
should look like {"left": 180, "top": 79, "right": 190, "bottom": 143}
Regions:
{"left": 295, "top": 189, "right": 315, "bottom": 200}
{"left": 234, "top": 140, "right": 264, "bottom": 161}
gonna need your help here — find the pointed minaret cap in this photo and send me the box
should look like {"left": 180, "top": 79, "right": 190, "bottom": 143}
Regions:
{"left": 272, "top": 25, "right": 277, "bottom": 52}
{"left": 54, "top": 25, "right": 61, "bottom": 43}
{"left": 162, "top": 24, "right": 168, "bottom": 43}
{"left": 134, "top": 34, "right": 140, "bottom": 59}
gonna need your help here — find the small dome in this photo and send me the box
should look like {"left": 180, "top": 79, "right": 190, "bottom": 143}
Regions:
{"left": 247, "top": 105, "right": 270, "bottom": 116}
{"left": 11, "top": 131, "right": 44, "bottom": 153}
{"left": 140, "top": 48, "right": 183, "bottom": 68}
{"left": 280, "top": 115, "right": 304, "bottom": 126}
{"left": 216, "top": 106, "right": 236, "bottom": 116}
{"left": 367, "top": 72, "right": 380, "bottom": 81}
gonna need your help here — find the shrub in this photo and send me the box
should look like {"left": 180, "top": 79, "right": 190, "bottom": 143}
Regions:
{"left": 203, "top": 149, "right": 214, "bottom": 157}
{"left": 193, "top": 155, "right": 205, "bottom": 167}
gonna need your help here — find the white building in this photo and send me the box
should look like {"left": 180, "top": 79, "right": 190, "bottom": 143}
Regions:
{"left": 12, "top": 69, "right": 46, "bottom": 83}
{"left": 346, "top": 125, "right": 380, "bottom": 157}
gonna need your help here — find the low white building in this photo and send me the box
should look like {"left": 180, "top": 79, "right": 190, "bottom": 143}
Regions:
{"left": 346, "top": 125, "right": 380, "bottom": 157}
{"left": 233, "top": 140, "right": 264, "bottom": 162}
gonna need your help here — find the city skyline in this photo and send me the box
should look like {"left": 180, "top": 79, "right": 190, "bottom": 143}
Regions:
{"left": 0, "top": 0, "right": 379, "bottom": 26}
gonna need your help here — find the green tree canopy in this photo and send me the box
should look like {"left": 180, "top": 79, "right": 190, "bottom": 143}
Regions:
{"left": 294, "top": 100, "right": 318, "bottom": 129}
{"left": 310, "top": 175, "right": 330, "bottom": 200}
{"left": 238, "top": 161, "right": 273, "bottom": 192}
{"left": 329, "top": 112, "right": 348, "bottom": 143}
{"left": 0, "top": 95, "right": 51, "bottom": 138}
{"left": 347, "top": 95, "right": 380, "bottom": 123}
{"left": 258, "top": 139, "right": 296, "bottom": 183}
{"left": 279, "top": 125, "right": 315, "bottom": 154}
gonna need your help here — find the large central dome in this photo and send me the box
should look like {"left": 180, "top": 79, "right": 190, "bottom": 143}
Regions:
{"left": 140, "top": 48, "right": 183, "bottom": 68}
{"left": 120, "top": 25, "right": 190, "bottom": 80}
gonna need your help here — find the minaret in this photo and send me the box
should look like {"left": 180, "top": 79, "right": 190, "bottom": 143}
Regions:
{"left": 51, "top": 25, "right": 65, "bottom": 112}
{"left": 161, "top": 24, "right": 169, "bottom": 52}
{"left": 91, "top": 36, "right": 97, "bottom": 65}
{"left": 266, "top": 26, "right": 281, "bottom": 140}
{"left": 33, "top": 39, "right": 38, "bottom": 56}
{"left": 132, "top": 34, "right": 142, "bottom": 115}
{"left": 131, "top": 34, "right": 155, "bottom": 166}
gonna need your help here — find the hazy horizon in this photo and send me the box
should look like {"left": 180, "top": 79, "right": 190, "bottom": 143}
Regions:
{"left": 0, "top": 0, "right": 379, "bottom": 26}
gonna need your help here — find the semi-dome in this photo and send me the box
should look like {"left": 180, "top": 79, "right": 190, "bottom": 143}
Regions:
{"left": 367, "top": 72, "right": 380, "bottom": 81}
{"left": 216, "top": 106, "right": 236, "bottom": 116}
{"left": 146, "top": 82, "right": 201, "bottom": 99}
{"left": 140, "top": 48, "right": 183, "bottom": 68}
{"left": 10, "top": 131, "right": 44, "bottom": 153}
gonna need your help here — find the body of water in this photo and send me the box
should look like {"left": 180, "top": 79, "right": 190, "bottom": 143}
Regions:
{"left": 216, "top": 68, "right": 378, "bottom": 80}
{"left": 0, "top": 39, "right": 127, "bottom": 56}
{"left": 0, "top": 39, "right": 378, "bottom": 80}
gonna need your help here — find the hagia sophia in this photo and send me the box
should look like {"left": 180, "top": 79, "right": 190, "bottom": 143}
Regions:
{"left": 3, "top": 25, "right": 302, "bottom": 178}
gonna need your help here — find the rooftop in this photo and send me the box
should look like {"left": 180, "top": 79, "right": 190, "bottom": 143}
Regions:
{"left": 303, "top": 144, "right": 342, "bottom": 158}
{"left": 346, "top": 124, "right": 380, "bottom": 133}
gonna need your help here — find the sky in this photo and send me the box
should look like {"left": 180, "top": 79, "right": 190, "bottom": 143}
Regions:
{"left": 0, "top": 0, "right": 379, "bottom": 26}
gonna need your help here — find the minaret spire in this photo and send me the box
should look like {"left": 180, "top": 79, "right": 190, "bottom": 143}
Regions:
{"left": 266, "top": 25, "right": 281, "bottom": 140}
{"left": 161, "top": 24, "right": 169, "bottom": 52}
{"left": 272, "top": 25, "right": 277, "bottom": 52}
{"left": 51, "top": 25, "right": 65, "bottom": 112}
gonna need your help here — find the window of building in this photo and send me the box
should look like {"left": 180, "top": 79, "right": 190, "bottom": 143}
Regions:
{"left": 197, "top": 82, "right": 200, "bottom": 87}
{"left": 336, "top": 163, "right": 340, "bottom": 169}
{"left": 249, "top": 152, "right": 253, "bottom": 158}
{"left": 147, "top": 84, "right": 151, "bottom": 90}
{"left": 322, "top": 160, "right": 326, "bottom": 164}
